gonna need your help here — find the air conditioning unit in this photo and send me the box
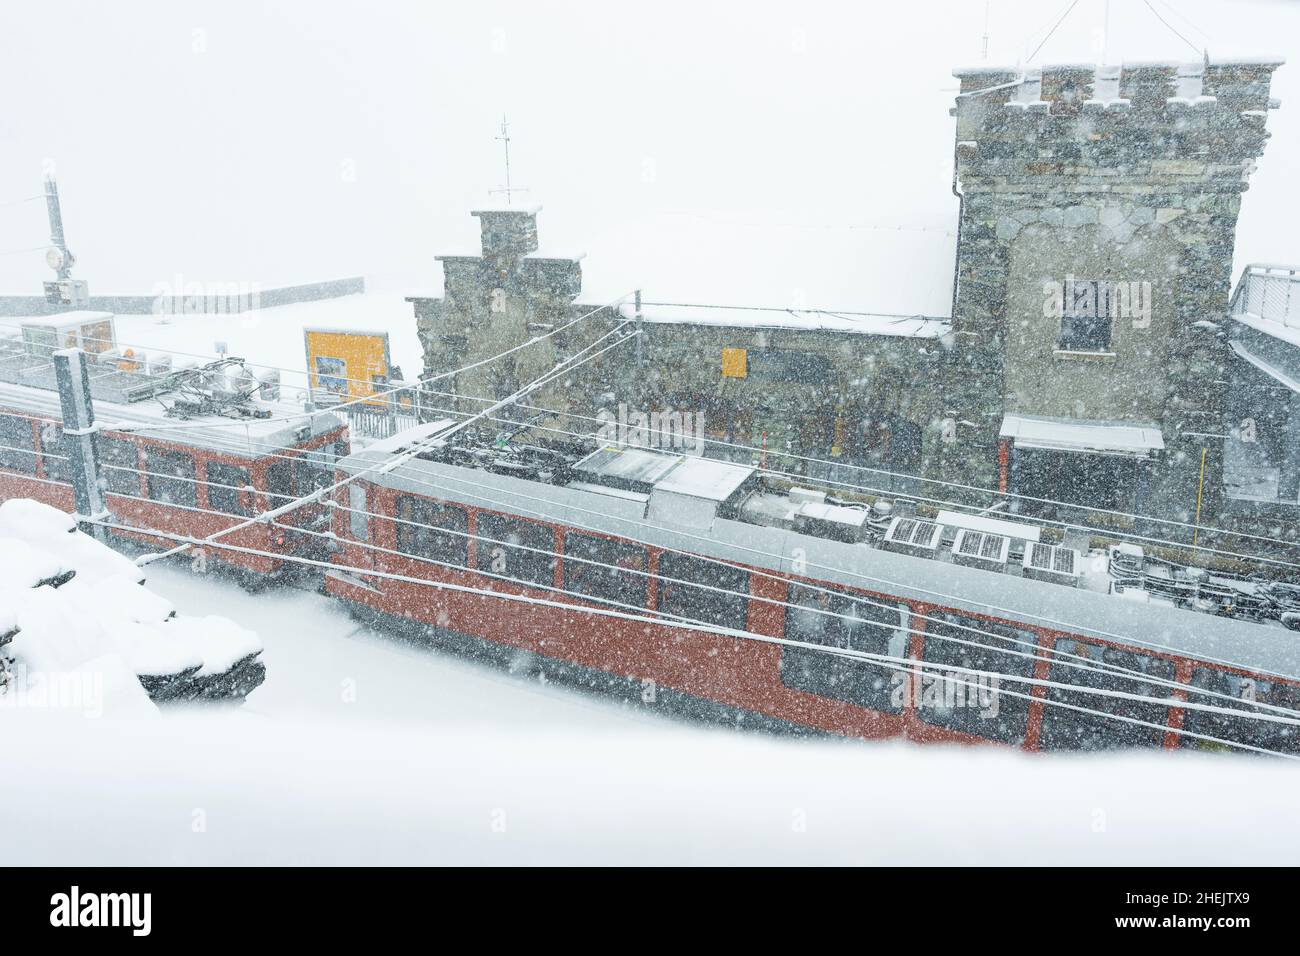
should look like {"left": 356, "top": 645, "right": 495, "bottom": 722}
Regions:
{"left": 882, "top": 516, "right": 943, "bottom": 558}
{"left": 1023, "top": 542, "right": 1081, "bottom": 587}
{"left": 952, "top": 529, "right": 1011, "bottom": 571}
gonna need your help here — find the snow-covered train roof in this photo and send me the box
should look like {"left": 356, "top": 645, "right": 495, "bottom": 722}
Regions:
{"left": 0, "top": 376, "right": 344, "bottom": 456}
{"left": 337, "top": 446, "right": 1300, "bottom": 682}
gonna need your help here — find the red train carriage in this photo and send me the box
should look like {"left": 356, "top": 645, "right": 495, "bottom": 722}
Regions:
{"left": 325, "top": 436, "right": 1300, "bottom": 754}
{"left": 0, "top": 345, "right": 347, "bottom": 578}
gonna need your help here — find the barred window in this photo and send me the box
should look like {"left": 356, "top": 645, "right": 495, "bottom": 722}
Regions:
{"left": 0, "top": 414, "right": 37, "bottom": 475}
{"left": 144, "top": 447, "right": 197, "bottom": 508}
{"left": 780, "top": 584, "right": 907, "bottom": 713}
{"left": 1038, "top": 639, "right": 1174, "bottom": 751}
{"left": 476, "top": 513, "right": 555, "bottom": 587}
{"left": 394, "top": 495, "right": 468, "bottom": 567}
{"left": 656, "top": 551, "right": 749, "bottom": 630}
{"left": 564, "top": 532, "right": 647, "bottom": 609}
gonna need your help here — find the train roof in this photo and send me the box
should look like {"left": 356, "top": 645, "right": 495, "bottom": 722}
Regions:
{"left": 337, "top": 446, "right": 1300, "bottom": 683}
{"left": 0, "top": 375, "right": 344, "bottom": 457}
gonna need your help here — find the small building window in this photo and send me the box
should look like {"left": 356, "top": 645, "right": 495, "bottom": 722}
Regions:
{"left": 476, "top": 513, "right": 556, "bottom": 587}
{"left": 99, "top": 436, "right": 141, "bottom": 496}
{"left": 656, "top": 551, "right": 750, "bottom": 630}
{"left": 1038, "top": 639, "right": 1175, "bottom": 751}
{"left": 1058, "top": 278, "right": 1114, "bottom": 352}
{"left": 780, "top": 584, "right": 907, "bottom": 713}
{"left": 206, "top": 462, "right": 251, "bottom": 516}
{"left": 394, "top": 495, "right": 468, "bottom": 567}
{"left": 0, "top": 414, "right": 37, "bottom": 475}
{"left": 144, "top": 447, "right": 198, "bottom": 508}
{"left": 564, "top": 532, "right": 648, "bottom": 609}
{"left": 916, "top": 613, "right": 1038, "bottom": 744}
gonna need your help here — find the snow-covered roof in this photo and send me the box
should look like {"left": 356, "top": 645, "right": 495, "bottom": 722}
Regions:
{"left": 616, "top": 301, "right": 949, "bottom": 339}
{"left": 576, "top": 210, "right": 956, "bottom": 321}
{"left": 1000, "top": 414, "right": 1166, "bottom": 458}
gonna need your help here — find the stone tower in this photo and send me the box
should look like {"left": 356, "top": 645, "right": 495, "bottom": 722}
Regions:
{"left": 410, "top": 205, "right": 587, "bottom": 431}
{"left": 944, "top": 59, "right": 1283, "bottom": 522}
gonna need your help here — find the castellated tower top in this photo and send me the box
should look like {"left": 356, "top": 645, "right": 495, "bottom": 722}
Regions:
{"left": 952, "top": 59, "right": 1284, "bottom": 192}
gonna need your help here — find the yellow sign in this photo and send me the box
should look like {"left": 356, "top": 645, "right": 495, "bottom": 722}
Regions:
{"left": 721, "top": 347, "right": 748, "bottom": 378}
{"left": 304, "top": 328, "right": 391, "bottom": 407}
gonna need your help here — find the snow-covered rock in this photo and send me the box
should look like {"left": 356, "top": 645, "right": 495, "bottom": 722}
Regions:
{"left": 0, "top": 499, "right": 266, "bottom": 712}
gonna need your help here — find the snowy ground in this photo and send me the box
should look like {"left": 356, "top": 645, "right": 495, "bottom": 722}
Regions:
{"left": 3, "top": 560, "right": 1300, "bottom": 865}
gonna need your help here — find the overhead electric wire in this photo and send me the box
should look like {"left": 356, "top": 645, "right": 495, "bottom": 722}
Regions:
{"left": 17, "top": 433, "right": 1298, "bottom": 744}
{"left": 14, "top": 436, "right": 1299, "bottom": 723}
{"left": 67, "top": 513, "right": 1300, "bottom": 761}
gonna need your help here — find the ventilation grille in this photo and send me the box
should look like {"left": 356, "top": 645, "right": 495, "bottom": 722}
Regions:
{"left": 883, "top": 517, "right": 942, "bottom": 554}
{"left": 952, "top": 529, "right": 1010, "bottom": 569}
{"left": 1023, "top": 542, "right": 1081, "bottom": 585}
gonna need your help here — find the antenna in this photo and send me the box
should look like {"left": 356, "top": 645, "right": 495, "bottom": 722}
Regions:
{"left": 488, "top": 114, "right": 529, "bottom": 206}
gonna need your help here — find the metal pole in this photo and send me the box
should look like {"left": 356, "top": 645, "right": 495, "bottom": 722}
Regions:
{"left": 53, "top": 348, "right": 109, "bottom": 541}
{"left": 44, "top": 177, "right": 73, "bottom": 280}
{"left": 1192, "top": 446, "right": 1207, "bottom": 549}
{"left": 635, "top": 289, "right": 644, "bottom": 368}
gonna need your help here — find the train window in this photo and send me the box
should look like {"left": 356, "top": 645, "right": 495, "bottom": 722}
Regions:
{"left": 1179, "top": 668, "right": 1300, "bottom": 756}
{"left": 0, "top": 414, "right": 37, "bottom": 475}
{"left": 564, "top": 532, "right": 648, "bottom": 609}
{"left": 476, "top": 513, "right": 556, "bottom": 587}
{"left": 99, "top": 437, "right": 141, "bottom": 495}
{"left": 294, "top": 448, "right": 334, "bottom": 494}
{"left": 38, "top": 423, "right": 73, "bottom": 483}
{"left": 265, "top": 461, "right": 295, "bottom": 507}
{"left": 1037, "top": 639, "right": 1175, "bottom": 752}
{"left": 780, "top": 584, "right": 907, "bottom": 713}
{"left": 655, "top": 552, "right": 749, "bottom": 630}
{"left": 916, "top": 613, "right": 1038, "bottom": 745}
{"left": 205, "top": 462, "right": 251, "bottom": 516}
{"left": 144, "top": 447, "right": 198, "bottom": 508}
{"left": 394, "top": 495, "right": 468, "bottom": 567}
{"left": 348, "top": 484, "right": 369, "bottom": 540}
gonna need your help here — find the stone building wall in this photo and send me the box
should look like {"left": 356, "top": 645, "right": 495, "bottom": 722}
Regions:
{"left": 945, "top": 59, "right": 1282, "bottom": 520}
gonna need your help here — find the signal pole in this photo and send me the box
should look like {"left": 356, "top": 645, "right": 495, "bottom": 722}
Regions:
{"left": 53, "top": 348, "right": 109, "bottom": 541}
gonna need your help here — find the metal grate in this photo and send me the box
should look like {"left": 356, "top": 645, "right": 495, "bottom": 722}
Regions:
{"left": 888, "top": 518, "right": 940, "bottom": 548}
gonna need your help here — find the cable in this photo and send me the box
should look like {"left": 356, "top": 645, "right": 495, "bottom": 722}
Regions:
{"left": 1143, "top": 0, "right": 1205, "bottom": 58}
{"left": 5, "top": 410, "right": 1300, "bottom": 679}
{"left": 72, "top": 514, "right": 1300, "bottom": 760}
{"left": 9, "top": 305, "right": 1296, "bottom": 571}
{"left": 1026, "top": 0, "right": 1082, "bottom": 64}
{"left": 15, "top": 442, "right": 1300, "bottom": 739}
{"left": 17, "top": 442, "right": 1299, "bottom": 722}
{"left": 133, "top": 321, "right": 642, "bottom": 567}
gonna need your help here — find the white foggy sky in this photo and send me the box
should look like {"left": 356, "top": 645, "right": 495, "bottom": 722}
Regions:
{"left": 1, "top": 0, "right": 1297, "bottom": 303}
